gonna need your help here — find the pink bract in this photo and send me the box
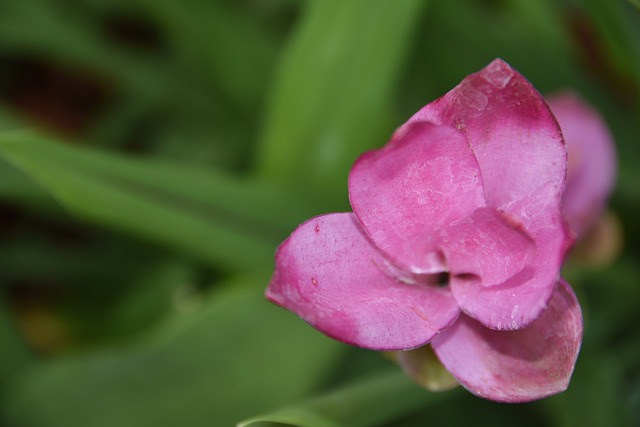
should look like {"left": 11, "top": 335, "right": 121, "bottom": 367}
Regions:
{"left": 266, "top": 59, "right": 583, "bottom": 402}
{"left": 547, "top": 91, "right": 617, "bottom": 238}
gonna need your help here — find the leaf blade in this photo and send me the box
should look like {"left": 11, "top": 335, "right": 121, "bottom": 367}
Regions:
{"left": 0, "top": 131, "right": 313, "bottom": 270}
{"left": 3, "top": 276, "right": 345, "bottom": 427}
{"left": 239, "top": 370, "right": 456, "bottom": 427}
{"left": 256, "top": 0, "right": 428, "bottom": 202}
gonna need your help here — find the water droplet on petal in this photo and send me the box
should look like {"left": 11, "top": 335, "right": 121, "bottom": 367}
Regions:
{"left": 482, "top": 59, "right": 513, "bottom": 88}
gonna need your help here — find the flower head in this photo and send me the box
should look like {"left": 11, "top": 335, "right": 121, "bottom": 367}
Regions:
{"left": 266, "top": 59, "right": 583, "bottom": 402}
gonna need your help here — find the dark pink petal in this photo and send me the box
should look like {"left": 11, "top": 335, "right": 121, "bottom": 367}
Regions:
{"left": 348, "top": 122, "right": 485, "bottom": 273}
{"left": 437, "top": 207, "right": 535, "bottom": 288}
{"left": 432, "top": 280, "right": 582, "bottom": 403}
{"left": 266, "top": 212, "right": 460, "bottom": 350}
{"left": 404, "top": 59, "right": 566, "bottom": 214}
{"left": 547, "top": 91, "right": 617, "bottom": 238}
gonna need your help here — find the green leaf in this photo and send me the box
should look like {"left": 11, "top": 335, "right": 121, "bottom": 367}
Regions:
{"left": 0, "top": 1, "right": 159, "bottom": 95}
{"left": 583, "top": 0, "right": 640, "bottom": 90}
{"left": 543, "top": 351, "right": 633, "bottom": 427}
{"left": 0, "top": 156, "right": 61, "bottom": 211}
{"left": 133, "top": 0, "right": 276, "bottom": 111}
{"left": 239, "top": 370, "right": 456, "bottom": 427}
{"left": 3, "top": 275, "right": 344, "bottom": 427}
{"left": 0, "top": 114, "right": 48, "bottom": 207}
{"left": 0, "top": 1, "right": 247, "bottom": 161}
{"left": 0, "top": 109, "right": 19, "bottom": 132}
{"left": 256, "top": 0, "right": 427, "bottom": 203}
{"left": 0, "top": 130, "right": 315, "bottom": 270}
{"left": 403, "top": 0, "right": 582, "bottom": 99}
{"left": 0, "top": 293, "right": 35, "bottom": 390}
{"left": 102, "top": 259, "right": 195, "bottom": 339}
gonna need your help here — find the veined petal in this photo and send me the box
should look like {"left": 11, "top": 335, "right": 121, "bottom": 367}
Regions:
{"left": 348, "top": 122, "right": 485, "bottom": 273}
{"left": 432, "top": 280, "right": 582, "bottom": 403}
{"left": 438, "top": 207, "right": 535, "bottom": 288}
{"left": 266, "top": 213, "right": 460, "bottom": 351}
{"left": 547, "top": 91, "right": 617, "bottom": 238}
{"left": 405, "top": 59, "right": 567, "bottom": 214}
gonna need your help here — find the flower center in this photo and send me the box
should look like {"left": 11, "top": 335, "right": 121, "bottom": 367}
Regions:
{"left": 434, "top": 272, "right": 450, "bottom": 287}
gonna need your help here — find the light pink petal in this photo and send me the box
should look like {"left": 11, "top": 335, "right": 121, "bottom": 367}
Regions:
{"left": 547, "top": 91, "right": 617, "bottom": 238}
{"left": 404, "top": 59, "right": 567, "bottom": 214}
{"left": 437, "top": 207, "right": 535, "bottom": 288}
{"left": 266, "top": 212, "right": 460, "bottom": 351}
{"left": 348, "top": 121, "right": 485, "bottom": 273}
{"left": 432, "top": 280, "right": 583, "bottom": 403}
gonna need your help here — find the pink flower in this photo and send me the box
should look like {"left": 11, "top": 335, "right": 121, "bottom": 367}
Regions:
{"left": 266, "top": 59, "right": 582, "bottom": 402}
{"left": 547, "top": 91, "right": 617, "bottom": 239}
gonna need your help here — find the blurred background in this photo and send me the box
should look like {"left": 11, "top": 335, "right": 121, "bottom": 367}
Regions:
{"left": 0, "top": 0, "right": 638, "bottom": 426}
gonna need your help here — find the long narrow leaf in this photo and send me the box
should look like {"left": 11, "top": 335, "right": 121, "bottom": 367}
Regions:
{"left": 239, "top": 370, "right": 456, "bottom": 427}
{"left": 0, "top": 293, "right": 35, "bottom": 390}
{"left": 0, "top": 131, "right": 315, "bottom": 270}
{"left": 133, "top": 0, "right": 276, "bottom": 111}
{"left": 256, "top": 0, "right": 427, "bottom": 203}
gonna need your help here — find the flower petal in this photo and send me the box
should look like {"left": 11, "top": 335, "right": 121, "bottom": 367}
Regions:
{"left": 348, "top": 121, "right": 485, "bottom": 273}
{"left": 266, "top": 212, "right": 460, "bottom": 350}
{"left": 547, "top": 91, "right": 617, "bottom": 238}
{"left": 448, "top": 185, "right": 572, "bottom": 330}
{"left": 405, "top": 59, "right": 566, "bottom": 213}
{"left": 402, "top": 59, "right": 572, "bottom": 330}
{"left": 432, "top": 280, "right": 582, "bottom": 403}
{"left": 437, "top": 207, "right": 535, "bottom": 288}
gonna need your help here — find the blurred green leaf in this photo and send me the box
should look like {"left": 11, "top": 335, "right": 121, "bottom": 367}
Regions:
{"left": 102, "top": 259, "right": 195, "bottom": 339}
{"left": 3, "top": 275, "right": 344, "bottom": 427}
{"left": 256, "top": 0, "right": 427, "bottom": 204}
{"left": 0, "top": 113, "right": 61, "bottom": 209}
{"left": 0, "top": 1, "right": 254, "bottom": 166}
{"left": 133, "top": 0, "right": 276, "bottom": 111}
{"left": 0, "top": 234, "right": 196, "bottom": 346}
{"left": 583, "top": 0, "right": 640, "bottom": 88}
{"left": 0, "top": 109, "right": 19, "bottom": 131}
{"left": 543, "top": 351, "right": 632, "bottom": 427}
{"left": 0, "top": 157, "right": 61, "bottom": 211}
{"left": 400, "top": 0, "right": 583, "bottom": 105}
{"left": 239, "top": 370, "right": 454, "bottom": 427}
{"left": 0, "top": 1, "right": 159, "bottom": 94}
{"left": 0, "top": 294, "right": 34, "bottom": 389}
{"left": 0, "top": 130, "right": 315, "bottom": 270}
